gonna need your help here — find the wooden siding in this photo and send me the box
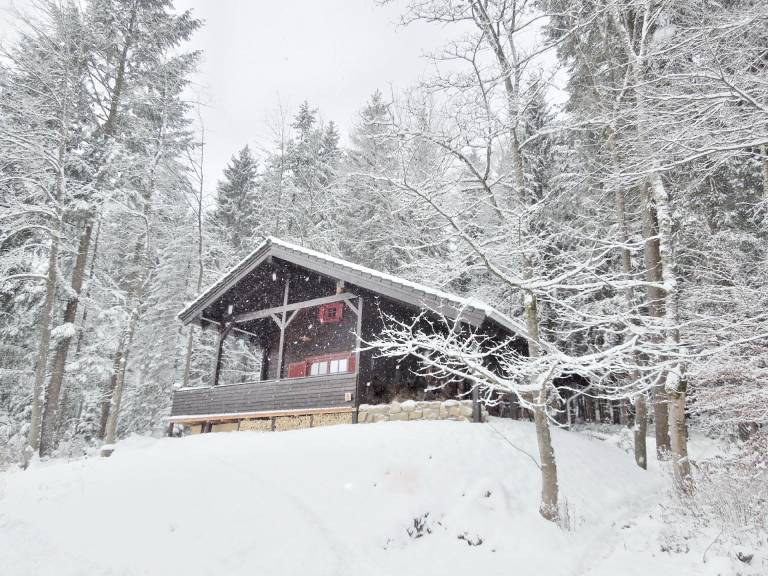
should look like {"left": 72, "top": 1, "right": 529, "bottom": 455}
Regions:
{"left": 266, "top": 303, "right": 358, "bottom": 380}
{"left": 170, "top": 373, "right": 357, "bottom": 418}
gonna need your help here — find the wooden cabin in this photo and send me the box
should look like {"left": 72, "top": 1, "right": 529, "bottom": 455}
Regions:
{"left": 169, "top": 237, "right": 522, "bottom": 433}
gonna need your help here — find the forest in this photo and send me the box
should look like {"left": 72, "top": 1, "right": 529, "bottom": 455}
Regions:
{"left": 0, "top": 0, "right": 766, "bottom": 565}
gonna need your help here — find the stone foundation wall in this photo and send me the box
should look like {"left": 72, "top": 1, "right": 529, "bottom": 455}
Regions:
{"left": 181, "top": 402, "right": 480, "bottom": 436}
{"left": 211, "top": 422, "right": 239, "bottom": 433}
{"left": 239, "top": 418, "right": 273, "bottom": 432}
{"left": 201, "top": 410, "right": 355, "bottom": 434}
{"left": 357, "top": 399, "right": 487, "bottom": 424}
{"left": 312, "top": 411, "right": 354, "bottom": 427}
{"left": 273, "top": 414, "right": 312, "bottom": 432}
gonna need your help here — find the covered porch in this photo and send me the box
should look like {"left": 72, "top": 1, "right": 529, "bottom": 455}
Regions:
{"left": 170, "top": 281, "right": 365, "bottom": 430}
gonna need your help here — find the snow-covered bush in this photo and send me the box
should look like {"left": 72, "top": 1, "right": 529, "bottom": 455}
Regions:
{"left": 670, "top": 431, "right": 767, "bottom": 549}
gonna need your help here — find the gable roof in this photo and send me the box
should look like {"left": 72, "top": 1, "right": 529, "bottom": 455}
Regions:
{"left": 178, "top": 237, "right": 522, "bottom": 335}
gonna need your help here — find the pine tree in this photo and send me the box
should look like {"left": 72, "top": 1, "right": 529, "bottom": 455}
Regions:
{"left": 339, "top": 90, "right": 410, "bottom": 271}
{"left": 36, "top": 0, "right": 201, "bottom": 456}
{"left": 212, "top": 145, "right": 260, "bottom": 255}
{"left": 0, "top": 1, "right": 92, "bottom": 465}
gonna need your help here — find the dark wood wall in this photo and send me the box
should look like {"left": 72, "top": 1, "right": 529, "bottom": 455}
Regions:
{"left": 171, "top": 373, "right": 356, "bottom": 416}
{"left": 211, "top": 260, "right": 361, "bottom": 381}
{"left": 265, "top": 304, "right": 358, "bottom": 379}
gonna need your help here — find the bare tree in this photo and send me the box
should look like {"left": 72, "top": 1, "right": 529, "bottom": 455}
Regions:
{"left": 372, "top": 0, "right": 673, "bottom": 519}
{"left": 181, "top": 118, "right": 207, "bottom": 388}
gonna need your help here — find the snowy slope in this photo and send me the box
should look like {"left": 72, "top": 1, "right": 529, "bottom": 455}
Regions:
{"left": 0, "top": 420, "right": 756, "bottom": 576}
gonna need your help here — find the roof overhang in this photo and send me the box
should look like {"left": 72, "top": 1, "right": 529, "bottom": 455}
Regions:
{"left": 178, "top": 237, "right": 522, "bottom": 336}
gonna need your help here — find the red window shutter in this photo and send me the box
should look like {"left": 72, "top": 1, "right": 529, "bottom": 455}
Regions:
{"left": 287, "top": 361, "right": 306, "bottom": 378}
{"left": 319, "top": 302, "right": 344, "bottom": 324}
{"left": 348, "top": 353, "right": 356, "bottom": 373}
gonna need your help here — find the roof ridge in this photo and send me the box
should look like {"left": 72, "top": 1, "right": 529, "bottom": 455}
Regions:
{"left": 267, "top": 236, "right": 472, "bottom": 306}
{"left": 178, "top": 236, "right": 518, "bottom": 335}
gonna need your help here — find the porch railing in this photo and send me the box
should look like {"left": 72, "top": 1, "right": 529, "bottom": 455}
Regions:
{"left": 170, "top": 373, "right": 357, "bottom": 419}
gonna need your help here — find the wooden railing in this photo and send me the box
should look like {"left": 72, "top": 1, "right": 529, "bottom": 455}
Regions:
{"left": 170, "top": 373, "right": 357, "bottom": 419}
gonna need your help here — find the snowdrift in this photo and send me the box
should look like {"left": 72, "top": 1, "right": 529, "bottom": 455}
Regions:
{"left": 0, "top": 419, "right": 752, "bottom": 575}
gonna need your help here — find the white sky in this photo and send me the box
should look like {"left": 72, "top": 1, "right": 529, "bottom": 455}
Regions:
{"left": 0, "top": 1, "right": 560, "bottom": 191}
{"left": 0, "top": 0, "right": 449, "bottom": 188}
{"left": 172, "top": 0, "right": 450, "bottom": 187}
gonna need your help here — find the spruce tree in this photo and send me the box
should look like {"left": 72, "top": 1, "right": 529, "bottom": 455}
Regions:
{"left": 212, "top": 145, "right": 260, "bottom": 254}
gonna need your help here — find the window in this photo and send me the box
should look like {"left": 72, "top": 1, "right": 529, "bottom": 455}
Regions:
{"left": 310, "top": 361, "right": 329, "bottom": 376}
{"left": 318, "top": 302, "right": 344, "bottom": 324}
{"left": 307, "top": 353, "right": 353, "bottom": 377}
{"left": 329, "top": 358, "right": 348, "bottom": 374}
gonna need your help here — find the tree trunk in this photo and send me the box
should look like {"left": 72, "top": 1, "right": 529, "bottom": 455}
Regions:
{"left": 99, "top": 231, "right": 149, "bottom": 446}
{"left": 39, "top": 218, "right": 93, "bottom": 456}
{"left": 23, "top": 106, "right": 69, "bottom": 467}
{"left": 612, "top": 167, "right": 648, "bottom": 467}
{"left": 23, "top": 219, "right": 62, "bottom": 467}
{"left": 52, "top": 2, "right": 140, "bottom": 447}
{"left": 648, "top": 173, "right": 691, "bottom": 490}
{"left": 668, "top": 389, "right": 690, "bottom": 489}
{"left": 181, "top": 330, "right": 195, "bottom": 387}
{"left": 533, "top": 397, "right": 559, "bottom": 521}
{"left": 468, "top": 0, "right": 559, "bottom": 522}
{"left": 608, "top": 0, "right": 674, "bottom": 462}
{"left": 100, "top": 307, "right": 140, "bottom": 456}
{"left": 99, "top": 361, "right": 119, "bottom": 438}
{"left": 633, "top": 393, "right": 648, "bottom": 469}
{"left": 102, "top": 0, "right": 139, "bottom": 137}
{"left": 182, "top": 125, "right": 206, "bottom": 387}
{"left": 75, "top": 214, "right": 102, "bottom": 356}
{"left": 524, "top": 287, "right": 559, "bottom": 521}
{"left": 761, "top": 144, "right": 768, "bottom": 201}
{"left": 641, "top": 185, "right": 671, "bottom": 457}
{"left": 100, "top": 83, "right": 165, "bottom": 452}
{"left": 100, "top": 225, "right": 151, "bottom": 443}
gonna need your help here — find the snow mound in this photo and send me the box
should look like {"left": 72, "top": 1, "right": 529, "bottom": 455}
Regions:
{"left": 0, "top": 419, "right": 755, "bottom": 575}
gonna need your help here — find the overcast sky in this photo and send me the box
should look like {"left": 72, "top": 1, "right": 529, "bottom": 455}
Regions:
{"left": 0, "top": 0, "right": 449, "bottom": 189}
{"left": 170, "top": 0, "right": 450, "bottom": 187}
{"left": 0, "top": 1, "right": 563, "bottom": 193}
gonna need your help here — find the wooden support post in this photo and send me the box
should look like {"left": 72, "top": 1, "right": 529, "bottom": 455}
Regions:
{"left": 212, "top": 321, "right": 233, "bottom": 387}
{"left": 275, "top": 276, "right": 290, "bottom": 380}
{"left": 350, "top": 296, "right": 363, "bottom": 423}
{"left": 472, "top": 384, "right": 481, "bottom": 423}
{"left": 167, "top": 422, "right": 174, "bottom": 437}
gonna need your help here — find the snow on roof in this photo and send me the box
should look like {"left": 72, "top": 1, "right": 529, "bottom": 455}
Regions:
{"left": 178, "top": 236, "right": 521, "bottom": 334}
{"left": 269, "top": 237, "right": 470, "bottom": 307}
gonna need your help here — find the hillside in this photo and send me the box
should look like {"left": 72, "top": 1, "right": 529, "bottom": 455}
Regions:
{"left": 0, "top": 420, "right": 757, "bottom": 576}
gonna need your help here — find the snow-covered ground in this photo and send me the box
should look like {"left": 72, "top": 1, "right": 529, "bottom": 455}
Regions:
{"left": 0, "top": 419, "right": 761, "bottom": 576}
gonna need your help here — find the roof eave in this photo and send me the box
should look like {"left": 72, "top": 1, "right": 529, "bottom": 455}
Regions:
{"left": 177, "top": 238, "right": 273, "bottom": 325}
{"left": 176, "top": 237, "right": 515, "bottom": 335}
